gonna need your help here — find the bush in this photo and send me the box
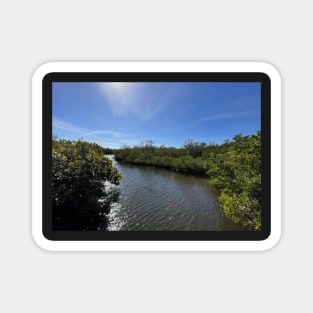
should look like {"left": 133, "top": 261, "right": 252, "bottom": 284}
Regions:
{"left": 219, "top": 191, "right": 261, "bottom": 230}
{"left": 52, "top": 139, "right": 121, "bottom": 229}
{"left": 205, "top": 132, "right": 261, "bottom": 230}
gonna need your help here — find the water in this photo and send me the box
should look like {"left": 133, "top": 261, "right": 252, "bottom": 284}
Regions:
{"left": 101, "top": 156, "right": 242, "bottom": 231}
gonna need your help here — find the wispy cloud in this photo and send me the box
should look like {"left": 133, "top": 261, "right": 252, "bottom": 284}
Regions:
{"left": 53, "top": 118, "right": 85, "bottom": 134}
{"left": 53, "top": 118, "right": 127, "bottom": 138}
{"left": 200, "top": 110, "right": 259, "bottom": 122}
{"left": 80, "top": 130, "right": 126, "bottom": 139}
{"left": 97, "top": 82, "right": 171, "bottom": 122}
{"left": 53, "top": 117, "right": 137, "bottom": 148}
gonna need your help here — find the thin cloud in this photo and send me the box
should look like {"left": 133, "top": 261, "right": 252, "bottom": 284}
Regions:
{"left": 53, "top": 118, "right": 85, "bottom": 134}
{"left": 52, "top": 118, "right": 143, "bottom": 148}
{"left": 200, "top": 110, "right": 259, "bottom": 122}
{"left": 97, "top": 82, "right": 170, "bottom": 122}
{"left": 53, "top": 118, "right": 129, "bottom": 140}
{"left": 81, "top": 130, "right": 127, "bottom": 139}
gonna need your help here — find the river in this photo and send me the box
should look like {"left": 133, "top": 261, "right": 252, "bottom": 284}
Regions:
{"left": 101, "top": 156, "right": 242, "bottom": 231}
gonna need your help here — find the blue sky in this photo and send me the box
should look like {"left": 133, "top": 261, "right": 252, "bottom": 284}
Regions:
{"left": 52, "top": 82, "right": 261, "bottom": 148}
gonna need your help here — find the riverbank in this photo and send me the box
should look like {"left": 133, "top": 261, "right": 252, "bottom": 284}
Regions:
{"left": 114, "top": 152, "right": 206, "bottom": 175}
{"left": 114, "top": 157, "right": 209, "bottom": 177}
{"left": 108, "top": 158, "right": 243, "bottom": 231}
{"left": 114, "top": 133, "right": 261, "bottom": 230}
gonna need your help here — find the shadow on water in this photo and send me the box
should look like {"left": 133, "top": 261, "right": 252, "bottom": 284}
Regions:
{"left": 53, "top": 186, "right": 120, "bottom": 231}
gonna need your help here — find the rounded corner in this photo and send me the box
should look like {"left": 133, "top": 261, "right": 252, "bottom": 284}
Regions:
{"left": 256, "top": 62, "right": 282, "bottom": 84}
{"left": 32, "top": 229, "right": 55, "bottom": 252}
{"left": 42, "top": 72, "right": 55, "bottom": 83}
{"left": 258, "top": 228, "right": 281, "bottom": 251}
{"left": 32, "top": 62, "right": 58, "bottom": 84}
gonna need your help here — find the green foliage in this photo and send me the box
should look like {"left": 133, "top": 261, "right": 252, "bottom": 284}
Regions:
{"left": 219, "top": 192, "right": 261, "bottom": 230}
{"left": 114, "top": 141, "right": 205, "bottom": 174}
{"left": 114, "top": 131, "right": 261, "bottom": 230}
{"left": 102, "top": 147, "right": 114, "bottom": 155}
{"left": 204, "top": 131, "right": 261, "bottom": 230}
{"left": 183, "top": 139, "right": 207, "bottom": 158}
{"left": 52, "top": 139, "right": 121, "bottom": 229}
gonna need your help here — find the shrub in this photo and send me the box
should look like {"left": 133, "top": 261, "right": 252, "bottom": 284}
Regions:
{"left": 52, "top": 139, "right": 121, "bottom": 229}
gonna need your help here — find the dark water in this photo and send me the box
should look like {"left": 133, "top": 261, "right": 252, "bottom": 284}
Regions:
{"left": 101, "top": 156, "right": 242, "bottom": 231}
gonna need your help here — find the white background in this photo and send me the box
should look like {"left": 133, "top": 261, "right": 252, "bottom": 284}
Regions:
{"left": 0, "top": 0, "right": 311, "bottom": 312}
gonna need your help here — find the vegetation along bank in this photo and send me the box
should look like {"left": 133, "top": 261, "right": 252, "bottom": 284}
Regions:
{"left": 114, "top": 131, "right": 261, "bottom": 230}
{"left": 52, "top": 131, "right": 261, "bottom": 230}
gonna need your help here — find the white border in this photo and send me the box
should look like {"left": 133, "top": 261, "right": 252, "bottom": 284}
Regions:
{"left": 32, "top": 62, "right": 281, "bottom": 251}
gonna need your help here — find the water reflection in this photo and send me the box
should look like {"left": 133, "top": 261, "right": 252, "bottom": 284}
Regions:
{"left": 105, "top": 157, "right": 242, "bottom": 231}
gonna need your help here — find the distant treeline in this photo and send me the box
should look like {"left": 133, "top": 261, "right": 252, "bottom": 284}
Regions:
{"left": 114, "top": 131, "right": 261, "bottom": 230}
{"left": 102, "top": 147, "right": 114, "bottom": 155}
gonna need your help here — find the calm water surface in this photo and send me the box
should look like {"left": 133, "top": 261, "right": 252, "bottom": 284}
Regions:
{"left": 101, "top": 156, "right": 242, "bottom": 231}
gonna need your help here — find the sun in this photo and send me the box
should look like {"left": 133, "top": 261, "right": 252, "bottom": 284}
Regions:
{"left": 108, "top": 82, "right": 127, "bottom": 91}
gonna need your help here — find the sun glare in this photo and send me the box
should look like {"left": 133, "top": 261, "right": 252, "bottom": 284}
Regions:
{"left": 108, "top": 82, "right": 127, "bottom": 91}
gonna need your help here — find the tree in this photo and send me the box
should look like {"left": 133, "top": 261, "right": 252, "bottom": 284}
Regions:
{"left": 205, "top": 132, "right": 261, "bottom": 230}
{"left": 52, "top": 139, "right": 121, "bottom": 230}
{"left": 183, "top": 139, "right": 207, "bottom": 158}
